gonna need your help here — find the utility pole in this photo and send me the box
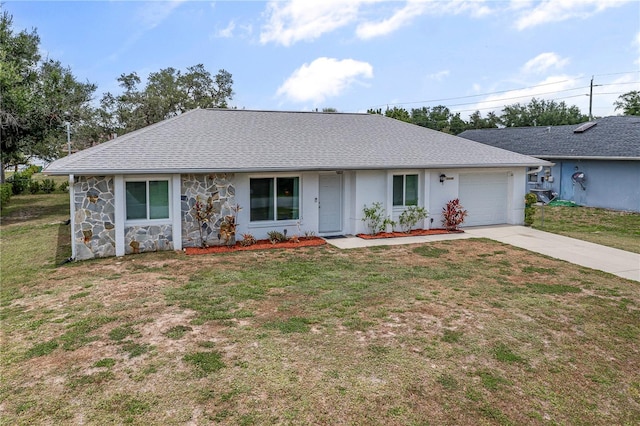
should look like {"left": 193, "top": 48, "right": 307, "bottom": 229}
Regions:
{"left": 66, "top": 121, "right": 71, "bottom": 156}
{"left": 589, "top": 76, "right": 594, "bottom": 121}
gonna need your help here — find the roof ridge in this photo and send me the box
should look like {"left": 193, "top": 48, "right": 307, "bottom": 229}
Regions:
{"left": 200, "top": 108, "right": 368, "bottom": 116}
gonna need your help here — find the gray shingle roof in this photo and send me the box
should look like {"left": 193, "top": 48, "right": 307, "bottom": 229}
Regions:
{"left": 45, "top": 109, "right": 549, "bottom": 175}
{"left": 459, "top": 116, "right": 640, "bottom": 159}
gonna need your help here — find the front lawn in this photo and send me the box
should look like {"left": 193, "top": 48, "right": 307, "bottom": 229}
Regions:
{"left": 531, "top": 205, "right": 640, "bottom": 253}
{"left": 1, "top": 194, "right": 639, "bottom": 425}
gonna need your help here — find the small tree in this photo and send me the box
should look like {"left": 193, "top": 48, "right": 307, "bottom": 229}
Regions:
{"left": 441, "top": 199, "right": 468, "bottom": 231}
{"left": 362, "top": 202, "right": 387, "bottom": 235}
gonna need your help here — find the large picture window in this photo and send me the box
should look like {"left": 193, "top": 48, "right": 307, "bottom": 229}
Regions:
{"left": 126, "top": 180, "right": 169, "bottom": 221}
{"left": 393, "top": 174, "right": 418, "bottom": 206}
{"left": 250, "top": 177, "right": 299, "bottom": 222}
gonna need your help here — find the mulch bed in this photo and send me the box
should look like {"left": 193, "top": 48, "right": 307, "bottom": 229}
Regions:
{"left": 357, "top": 228, "right": 464, "bottom": 240}
{"left": 184, "top": 237, "right": 327, "bottom": 255}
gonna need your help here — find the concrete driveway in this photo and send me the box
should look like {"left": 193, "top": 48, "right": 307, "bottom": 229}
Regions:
{"left": 325, "top": 225, "right": 640, "bottom": 282}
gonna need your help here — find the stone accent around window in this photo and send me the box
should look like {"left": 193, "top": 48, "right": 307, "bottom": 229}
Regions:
{"left": 124, "top": 225, "right": 173, "bottom": 254}
{"left": 73, "top": 176, "right": 116, "bottom": 260}
{"left": 181, "top": 173, "right": 236, "bottom": 247}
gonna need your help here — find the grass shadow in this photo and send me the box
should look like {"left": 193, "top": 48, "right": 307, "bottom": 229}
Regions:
{"left": 55, "top": 221, "right": 72, "bottom": 265}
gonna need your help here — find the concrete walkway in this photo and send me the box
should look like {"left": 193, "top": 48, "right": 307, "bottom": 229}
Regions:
{"left": 324, "top": 225, "right": 640, "bottom": 282}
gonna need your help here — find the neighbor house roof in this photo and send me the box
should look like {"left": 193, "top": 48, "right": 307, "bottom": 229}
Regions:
{"left": 45, "top": 109, "right": 549, "bottom": 175}
{"left": 459, "top": 115, "right": 640, "bottom": 160}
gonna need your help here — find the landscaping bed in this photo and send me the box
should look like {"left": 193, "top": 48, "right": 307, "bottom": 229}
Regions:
{"left": 184, "top": 236, "right": 326, "bottom": 254}
{"left": 357, "top": 228, "right": 463, "bottom": 239}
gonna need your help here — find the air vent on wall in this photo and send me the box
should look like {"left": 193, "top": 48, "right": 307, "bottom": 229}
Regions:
{"left": 573, "top": 122, "right": 597, "bottom": 133}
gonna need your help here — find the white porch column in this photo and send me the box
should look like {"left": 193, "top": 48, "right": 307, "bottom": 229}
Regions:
{"left": 114, "top": 175, "right": 125, "bottom": 256}
{"left": 172, "top": 174, "right": 182, "bottom": 250}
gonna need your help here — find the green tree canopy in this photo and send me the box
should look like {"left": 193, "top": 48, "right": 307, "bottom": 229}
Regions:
{"left": 0, "top": 11, "right": 96, "bottom": 181}
{"left": 613, "top": 90, "right": 640, "bottom": 116}
{"left": 500, "top": 98, "right": 587, "bottom": 127}
{"left": 99, "top": 65, "right": 234, "bottom": 135}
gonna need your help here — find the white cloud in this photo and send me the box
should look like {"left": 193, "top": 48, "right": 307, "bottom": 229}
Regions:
{"left": 260, "top": 0, "right": 495, "bottom": 45}
{"left": 635, "top": 31, "right": 640, "bottom": 65}
{"left": 521, "top": 52, "right": 569, "bottom": 74}
{"left": 216, "top": 21, "right": 236, "bottom": 38}
{"left": 427, "top": 70, "right": 450, "bottom": 81}
{"left": 356, "top": 1, "right": 427, "bottom": 39}
{"left": 260, "top": 0, "right": 368, "bottom": 46}
{"left": 138, "top": 0, "right": 187, "bottom": 31}
{"left": 277, "top": 57, "right": 374, "bottom": 104}
{"left": 108, "top": 0, "right": 186, "bottom": 62}
{"left": 513, "top": 0, "right": 631, "bottom": 30}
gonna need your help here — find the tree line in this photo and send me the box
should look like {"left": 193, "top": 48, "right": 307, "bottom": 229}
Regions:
{"left": 367, "top": 98, "right": 591, "bottom": 135}
{"left": 368, "top": 90, "right": 640, "bottom": 134}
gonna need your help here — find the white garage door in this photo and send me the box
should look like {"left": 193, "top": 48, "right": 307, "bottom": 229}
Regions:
{"left": 458, "top": 173, "right": 508, "bottom": 226}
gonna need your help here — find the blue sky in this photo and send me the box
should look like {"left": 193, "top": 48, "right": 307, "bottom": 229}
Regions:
{"left": 7, "top": 0, "right": 640, "bottom": 118}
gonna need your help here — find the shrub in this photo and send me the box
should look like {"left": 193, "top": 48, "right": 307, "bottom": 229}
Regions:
{"left": 362, "top": 202, "right": 389, "bottom": 235}
{"left": 267, "top": 230, "right": 287, "bottom": 244}
{"left": 524, "top": 193, "right": 538, "bottom": 226}
{"left": 59, "top": 180, "right": 69, "bottom": 192}
{"left": 239, "top": 233, "right": 257, "bottom": 247}
{"left": 28, "top": 180, "right": 41, "bottom": 194}
{"left": 41, "top": 178, "right": 57, "bottom": 194}
{"left": 0, "top": 183, "right": 11, "bottom": 208}
{"left": 441, "top": 199, "right": 468, "bottom": 231}
{"left": 399, "top": 206, "right": 429, "bottom": 233}
{"left": 7, "top": 171, "right": 32, "bottom": 195}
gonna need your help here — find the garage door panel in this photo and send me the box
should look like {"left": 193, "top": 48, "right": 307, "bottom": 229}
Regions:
{"left": 459, "top": 173, "right": 508, "bottom": 226}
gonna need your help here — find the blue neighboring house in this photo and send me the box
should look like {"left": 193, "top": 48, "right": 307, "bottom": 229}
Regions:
{"left": 459, "top": 116, "right": 640, "bottom": 212}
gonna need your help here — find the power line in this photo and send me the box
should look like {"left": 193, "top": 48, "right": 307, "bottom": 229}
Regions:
{"left": 367, "top": 79, "right": 578, "bottom": 108}
{"left": 365, "top": 72, "right": 639, "bottom": 111}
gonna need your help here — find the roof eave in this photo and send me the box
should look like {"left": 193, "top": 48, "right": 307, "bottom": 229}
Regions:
{"left": 43, "top": 162, "right": 552, "bottom": 176}
{"left": 534, "top": 155, "right": 640, "bottom": 161}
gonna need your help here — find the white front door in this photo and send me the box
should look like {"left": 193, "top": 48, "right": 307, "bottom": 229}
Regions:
{"left": 319, "top": 174, "right": 342, "bottom": 233}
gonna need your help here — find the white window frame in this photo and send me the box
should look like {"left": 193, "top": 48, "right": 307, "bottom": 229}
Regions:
{"left": 248, "top": 174, "right": 301, "bottom": 226}
{"left": 124, "top": 176, "right": 172, "bottom": 225}
{"left": 392, "top": 173, "right": 419, "bottom": 207}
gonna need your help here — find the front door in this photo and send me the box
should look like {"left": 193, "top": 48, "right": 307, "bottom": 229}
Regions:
{"left": 319, "top": 174, "right": 342, "bottom": 233}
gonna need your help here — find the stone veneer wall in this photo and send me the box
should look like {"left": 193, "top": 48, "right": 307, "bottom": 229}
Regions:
{"left": 73, "top": 176, "right": 116, "bottom": 260}
{"left": 124, "top": 225, "right": 173, "bottom": 254}
{"left": 182, "top": 173, "right": 236, "bottom": 247}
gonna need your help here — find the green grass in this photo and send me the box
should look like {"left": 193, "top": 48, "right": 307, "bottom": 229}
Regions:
{"left": 183, "top": 351, "right": 225, "bottom": 376}
{"left": 532, "top": 205, "right": 640, "bottom": 253}
{"left": 2, "top": 193, "right": 640, "bottom": 425}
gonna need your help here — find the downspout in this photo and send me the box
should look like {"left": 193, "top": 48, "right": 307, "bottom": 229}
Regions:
{"left": 526, "top": 166, "right": 543, "bottom": 175}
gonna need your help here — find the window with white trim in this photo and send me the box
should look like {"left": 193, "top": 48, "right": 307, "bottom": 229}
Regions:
{"left": 125, "top": 180, "right": 170, "bottom": 221}
{"left": 250, "top": 177, "right": 299, "bottom": 221}
{"left": 393, "top": 174, "right": 418, "bottom": 206}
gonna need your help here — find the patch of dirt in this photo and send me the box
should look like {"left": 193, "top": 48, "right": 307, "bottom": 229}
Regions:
{"left": 357, "top": 228, "right": 464, "bottom": 239}
{"left": 184, "top": 236, "right": 326, "bottom": 255}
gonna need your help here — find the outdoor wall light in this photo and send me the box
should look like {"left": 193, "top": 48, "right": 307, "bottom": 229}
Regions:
{"left": 439, "top": 174, "right": 453, "bottom": 183}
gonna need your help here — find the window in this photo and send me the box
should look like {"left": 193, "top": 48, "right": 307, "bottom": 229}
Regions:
{"left": 250, "top": 177, "right": 299, "bottom": 221}
{"left": 393, "top": 174, "right": 418, "bottom": 206}
{"left": 125, "top": 180, "right": 169, "bottom": 221}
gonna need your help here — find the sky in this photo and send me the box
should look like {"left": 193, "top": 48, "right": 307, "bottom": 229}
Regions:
{"left": 6, "top": 0, "right": 640, "bottom": 119}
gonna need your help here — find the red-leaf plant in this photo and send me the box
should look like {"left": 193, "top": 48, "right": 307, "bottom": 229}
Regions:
{"left": 441, "top": 198, "right": 468, "bottom": 231}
